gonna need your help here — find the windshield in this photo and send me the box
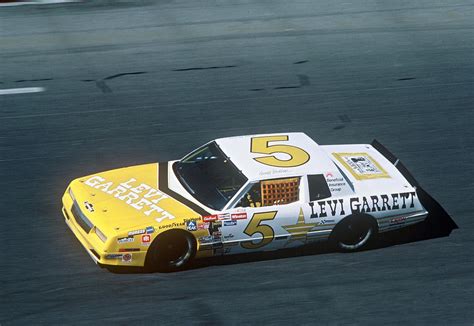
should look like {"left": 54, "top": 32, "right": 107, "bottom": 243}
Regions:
{"left": 173, "top": 142, "right": 247, "bottom": 210}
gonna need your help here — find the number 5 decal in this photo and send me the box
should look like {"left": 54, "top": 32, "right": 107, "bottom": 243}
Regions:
{"left": 241, "top": 211, "right": 277, "bottom": 249}
{"left": 251, "top": 135, "right": 310, "bottom": 168}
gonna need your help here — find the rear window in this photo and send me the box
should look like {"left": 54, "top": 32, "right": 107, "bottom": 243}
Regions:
{"left": 307, "top": 174, "right": 331, "bottom": 201}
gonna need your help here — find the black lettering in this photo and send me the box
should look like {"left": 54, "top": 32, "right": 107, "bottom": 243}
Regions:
{"left": 381, "top": 194, "right": 391, "bottom": 211}
{"left": 391, "top": 193, "right": 399, "bottom": 210}
{"left": 361, "top": 197, "right": 371, "bottom": 213}
{"left": 370, "top": 195, "right": 380, "bottom": 212}
{"left": 327, "top": 200, "right": 338, "bottom": 216}
{"left": 350, "top": 197, "right": 361, "bottom": 214}
{"left": 339, "top": 199, "right": 346, "bottom": 216}
{"left": 399, "top": 192, "right": 409, "bottom": 209}
{"left": 409, "top": 191, "right": 416, "bottom": 208}
{"left": 318, "top": 201, "right": 327, "bottom": 217}
{"left": 309, "top": 202, "right": 318, "bottom": 218}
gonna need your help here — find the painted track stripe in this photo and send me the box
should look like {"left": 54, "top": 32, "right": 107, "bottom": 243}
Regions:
{"left": 0, "top": 0, "right": 79, "bottom": 6}
{"left": 0, "top": 87, "right": 45, "bottom": 95}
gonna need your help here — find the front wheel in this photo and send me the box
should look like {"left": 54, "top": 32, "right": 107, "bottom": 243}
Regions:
{"left": 332, "top": 216, "right": 377, "bottom": 252}
{"left": 145, "top": 230, "right": 196, "bottom": 272}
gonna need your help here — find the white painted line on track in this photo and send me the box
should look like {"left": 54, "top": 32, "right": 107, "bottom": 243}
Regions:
{"left": 0, "top": 87, "right": 45, "bottom": 95}
{"left": 0, "top": 0, "right": 79, "bottom": 7}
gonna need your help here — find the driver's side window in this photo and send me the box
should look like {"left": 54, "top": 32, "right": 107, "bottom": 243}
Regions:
{"left": 238, "top": 177, "right": 300, "bottom": 208}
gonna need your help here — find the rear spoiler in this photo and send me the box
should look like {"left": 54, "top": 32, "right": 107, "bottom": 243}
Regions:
{"left": 371, "top": 139, "right": 419, "bottom": 187}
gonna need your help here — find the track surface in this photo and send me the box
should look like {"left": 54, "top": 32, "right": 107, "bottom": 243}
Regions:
{"left": 1, "top": 0, "right": 473, "bottom": 324}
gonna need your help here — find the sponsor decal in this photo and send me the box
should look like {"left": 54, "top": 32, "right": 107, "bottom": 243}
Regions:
{"left": 333, "top": 152, "right": 390, "bottom": 180}
{"left": 198, "top": 222, "right": 210, "bottom": 230}
{"left": 128, "top": 229, "right": 145, "bottom": 236}
{"left": 121, "top": 253, "right": 132, "bottom": 263}
{"left": 84, "top": 201, "right": 94, "bottom": 212}
{"left": 320, "top": 219, "right": 335, "bottom": 224}
{"left": 145, "top": 226, "right": 155, "bottom": 234}
{"left": 223, "top": 234, "right": 234, "bottom": 240}
{"left": 308, "top": 192, "right": 416, "bottom": 218}
{"left": 158, "top": 221, "right": 186, "bottom": 230}
{"left": 203, "top": 215, "right": 218, "bottom": 222}
{"left": 105, "top": 254, "right": 123, "bottom": 259}
{"left": 390, "top": 216, "right": 408, "bottom": 225}
{"left": 231, "top": 213, "right": 247, "bottom": 220}
{"left": 325, "top": 176, "right": 348, "bottom": 193}
{"left": 118, "top": 236, "right": 134, "bottom": 244}
{"left": 198, "top": 235, "right": 214, "bottom": 244}
{"left": 83, "top": 176, "right": 176, "bottom": 223}
{"left": 217, "top": 213, "right": 231, "bottom": 220}
{"left": 349, "top": 192, "right": 415, "bottom": 214}
{"left": 186, "top": 219, "right": 198, "bottom": 231}
{"left": 141, "top": 234, "right": 151, "bottom": 245}
{"left": 223, "top": 220, "right": 237, "bottom": 226}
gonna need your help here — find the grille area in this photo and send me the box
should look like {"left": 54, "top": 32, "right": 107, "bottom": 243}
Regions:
{"left": 71, "top": 200, "right": 94, "bottom": 233}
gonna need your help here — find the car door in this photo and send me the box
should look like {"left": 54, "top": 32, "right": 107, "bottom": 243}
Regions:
{"left": 218, "top": 176, "right": 307, "bottom": 255}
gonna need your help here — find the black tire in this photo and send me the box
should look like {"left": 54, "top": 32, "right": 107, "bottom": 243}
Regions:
{"left": 145, "top": 230, "right": 196, "bottom": 272}
{"left": 331, "top": 215, "right": 377, "bottom": 252}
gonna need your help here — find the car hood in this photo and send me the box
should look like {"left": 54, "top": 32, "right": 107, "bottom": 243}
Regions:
{"left": 67, "top": 163, "right": 201, "bottom": 235}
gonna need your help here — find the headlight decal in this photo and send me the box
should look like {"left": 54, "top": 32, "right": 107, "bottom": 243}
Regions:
{"left": 95, "top": 227, "right": 107, "bottom": 243}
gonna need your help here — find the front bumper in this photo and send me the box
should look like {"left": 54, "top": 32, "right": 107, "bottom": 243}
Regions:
{"left": 61, "top": 193, "right": 147, "bottom": 267}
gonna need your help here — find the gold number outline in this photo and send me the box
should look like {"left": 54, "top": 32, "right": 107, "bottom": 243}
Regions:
{"left": 250, "top": 135, "right": 310, "bottom": 168}
{"left": 241, "top": 211, "right": 277, "bottom": 249}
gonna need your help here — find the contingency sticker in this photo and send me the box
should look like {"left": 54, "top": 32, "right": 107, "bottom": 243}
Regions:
{"left": 333, "top": 152, "right": 390, "bottom": 180}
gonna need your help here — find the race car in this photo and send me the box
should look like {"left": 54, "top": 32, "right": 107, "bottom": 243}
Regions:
{"left": 62, "top": 132, "right": 428, "bottom": 272}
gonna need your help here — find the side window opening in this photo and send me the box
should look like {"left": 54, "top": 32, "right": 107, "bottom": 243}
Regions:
{"left": 261, "top": 177, "right": 300, "bottom": 206}
{"left": 308, "top": 174, "right": 331, "bottom": 201}
{"left": 239, "top": 183, "right": 262, "bottom": 208}
{"left": 238, "top": 177, "right": 301, "bottom": 208}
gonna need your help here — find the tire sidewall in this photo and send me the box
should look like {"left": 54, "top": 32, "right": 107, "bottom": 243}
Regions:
{"left": 145, "top": 230, "right": 196, "bottom": 272}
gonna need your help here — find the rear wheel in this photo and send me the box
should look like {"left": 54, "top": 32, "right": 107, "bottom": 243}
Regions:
{"left": 332, "top": 215, "right": 377, "bottom": 252}
{"left": 145, "top": 230, "right": 196, "bottom": 272}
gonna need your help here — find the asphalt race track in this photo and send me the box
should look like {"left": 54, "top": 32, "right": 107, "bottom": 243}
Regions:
{"left": 1, "top": 0, "right": 473, "bottom": 324}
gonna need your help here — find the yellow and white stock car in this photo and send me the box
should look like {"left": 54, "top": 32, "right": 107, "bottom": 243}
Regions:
{"left": 62, "top": 132, "right": 428, "bottom": 272}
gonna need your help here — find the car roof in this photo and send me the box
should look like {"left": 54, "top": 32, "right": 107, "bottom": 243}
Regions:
{"left": 215, "top": 132, "right": 336, "bottom": 181}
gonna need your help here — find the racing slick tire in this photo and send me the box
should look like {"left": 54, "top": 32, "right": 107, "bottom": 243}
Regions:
{"left": 330, "top": 214, "right": 378, "bottom": 252}
{"left": 145, "top": 230, "right": 196, "bottom": 272}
